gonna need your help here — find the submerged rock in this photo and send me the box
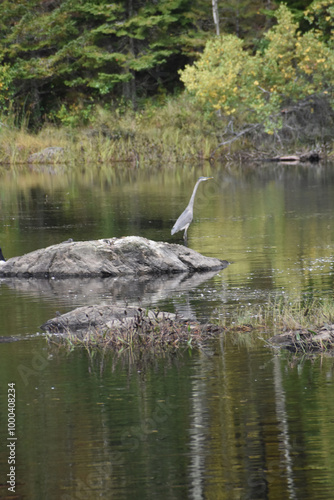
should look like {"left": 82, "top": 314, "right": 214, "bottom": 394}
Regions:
{"left": 269, "top": 325, "right": 334, "bottom": 352}
{"left": 0, "top": 236, "right": 229, "bottom": 278}
{"left": 41, "top": 304, "right": 223, "bottom": 349}
{"left": 41, "top": 304, "right": 175, "bottom": 336}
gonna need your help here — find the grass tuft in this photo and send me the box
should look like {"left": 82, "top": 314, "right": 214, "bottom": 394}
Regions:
{"left": 220, "top": 297, "right": 334, "bottom": 352}
{"left": 47, "top": 308, "right": 224, "bottom": 355}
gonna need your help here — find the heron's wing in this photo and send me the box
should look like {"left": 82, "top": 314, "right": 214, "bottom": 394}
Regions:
{"left": 171, "top": 206, "right": 193, "bottom": 235}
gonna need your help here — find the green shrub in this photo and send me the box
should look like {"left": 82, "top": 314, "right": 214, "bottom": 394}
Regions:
{"left": 179, "top": 4, "right": 334, "bottom": 134}
{"left": 0, "top": 61, "right": 14, "bottom": 114}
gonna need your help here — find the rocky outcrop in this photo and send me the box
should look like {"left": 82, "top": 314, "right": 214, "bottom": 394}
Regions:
{"left": 0, "top": 236, "right": 229, "bottom": 278}
{"left": 28, "top": 146, "right": 65, "bottom": 164}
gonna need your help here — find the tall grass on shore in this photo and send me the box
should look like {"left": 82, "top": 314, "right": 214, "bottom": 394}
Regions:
{"left": 1, "top": 92, "right": 333, "bottom": 168}
{"left": 221, "top": 297, "right": 334, "bottom": 333}
{"left": 0, "top": 96, "right": 221, "bottom": 167}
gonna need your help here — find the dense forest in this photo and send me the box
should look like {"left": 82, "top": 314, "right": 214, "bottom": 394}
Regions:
{"left": 0, "top": 0, "right": 333, "bottom": 157}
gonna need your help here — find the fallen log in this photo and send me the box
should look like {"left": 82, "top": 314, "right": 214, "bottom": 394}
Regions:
{"left": 261, "top": 151, "right": 321, "bottom": 163}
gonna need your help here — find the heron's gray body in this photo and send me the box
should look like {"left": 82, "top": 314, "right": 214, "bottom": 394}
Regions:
{"left": 171, "top": 176, "right": 213, "bottom": 240}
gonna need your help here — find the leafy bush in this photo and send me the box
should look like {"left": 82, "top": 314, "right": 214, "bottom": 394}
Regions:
{"left": 179, "top": 4, "right": 334, "bottom": 134}
{"left": 50, "top": 102, "right": 95, "bottom": 128}
{"left": 304, "top": 0, "right": 334, "bottom": 45}
{"left": 0, "top": 61, "right": 13, "bottom": 114}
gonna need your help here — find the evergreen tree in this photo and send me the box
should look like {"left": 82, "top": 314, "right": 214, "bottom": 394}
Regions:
{"left": 0, "top": 0, "right": 323, "bottom": 127}
{"left": 0, "top": 0, "right": 210, "bottom": 125}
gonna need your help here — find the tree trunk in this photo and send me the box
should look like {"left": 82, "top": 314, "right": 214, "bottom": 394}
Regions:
{"left": 212, "top": 0, "right": 220, "bottom": 36}
{"left": 123, "top": 0, "right": 137, "bottom": 109}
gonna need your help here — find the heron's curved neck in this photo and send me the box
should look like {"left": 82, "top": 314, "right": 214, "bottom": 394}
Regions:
{"left": 188, "top": 179, "right": 202, "bottom": 209}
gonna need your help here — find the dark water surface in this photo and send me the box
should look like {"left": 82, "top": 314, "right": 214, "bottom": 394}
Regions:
{"left": 1, "top": 161, "right": 334, "bottom": 499}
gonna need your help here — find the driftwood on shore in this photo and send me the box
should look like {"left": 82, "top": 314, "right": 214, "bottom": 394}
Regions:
{"left": 261, "top": 151, "right": 321, "bottom": 163}
{"left": 0, "top": 236, "right": 229, "bottom": 278}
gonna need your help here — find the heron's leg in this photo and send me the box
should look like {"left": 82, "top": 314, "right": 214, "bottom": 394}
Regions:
{"left": 183, "top": 227, "right": 188, "bottom": 240}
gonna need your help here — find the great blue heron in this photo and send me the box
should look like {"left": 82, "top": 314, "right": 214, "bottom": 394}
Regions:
{"left": 171, "top": 176, "right": 213, "bottom": 240}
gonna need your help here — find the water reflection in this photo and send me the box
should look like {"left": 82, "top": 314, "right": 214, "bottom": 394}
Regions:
{"left": 1, "top": 162, "right": 334, "bottom": 304}
{"left": 1, "top": 270, "right": 220, "bottom": 308}
{"left": 273, "top": 356, "right": 297, "bottom": 500}
{"left": 1, "top": 161, "right": 334, "bottom": 330}
{"left": 1, "top": 162, "right": 334, "bottom": 498}
{"left": 1, "top": 319, "right": 334, "bottom": 498}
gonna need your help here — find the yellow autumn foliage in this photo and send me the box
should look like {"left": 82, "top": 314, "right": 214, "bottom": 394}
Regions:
{"left": 179, "top": 4, "right": 334, "bottom": 133}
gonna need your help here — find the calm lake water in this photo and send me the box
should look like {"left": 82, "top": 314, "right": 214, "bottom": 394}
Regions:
{"left": 1, "top": 161, "right": 334, "bottom": 499}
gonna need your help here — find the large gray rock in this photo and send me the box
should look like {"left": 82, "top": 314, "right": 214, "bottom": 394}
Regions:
{"left": 0, "top": 236, "right": 228, "bottom": 278}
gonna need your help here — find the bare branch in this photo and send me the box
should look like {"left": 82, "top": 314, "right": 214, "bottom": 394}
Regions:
{"left": 210, "top": 123, "right": 262, "bottom": 160}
